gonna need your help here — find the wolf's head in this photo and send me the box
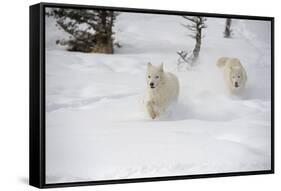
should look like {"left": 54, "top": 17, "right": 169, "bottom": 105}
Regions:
{"left": 230, "top": 66, "right": 244, "bottom": 88}
{"left": 146, "top": 62, "right": 164, "bottom": 89}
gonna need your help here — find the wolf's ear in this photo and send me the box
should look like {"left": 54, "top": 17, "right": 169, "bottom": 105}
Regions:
{"left": 159, "top": 63, "right": 164, "bottom": 72}
{"left": 147, "top": 62, "right": 152, "bottom": 68}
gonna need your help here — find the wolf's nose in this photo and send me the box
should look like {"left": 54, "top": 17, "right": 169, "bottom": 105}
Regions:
{"left": 150, "top": 82, "right": 154, "bottom": 86}
{"left": 235, "top": 82, "right": 238, "bottom": 87}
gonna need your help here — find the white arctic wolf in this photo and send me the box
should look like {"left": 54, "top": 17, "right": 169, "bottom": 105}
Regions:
{"left": 144, "top": 63, "right": 179, "bottom": 119}
{"left": 217, "top": 57, "right": 247, "bottom": 94}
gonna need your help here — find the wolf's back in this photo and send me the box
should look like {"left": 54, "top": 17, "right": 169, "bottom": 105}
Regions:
{"left": 216, "top": 57, "right": 229, "bottom": 67}
{"left": 165, "top": 72, "right": 180, "bottom": 100}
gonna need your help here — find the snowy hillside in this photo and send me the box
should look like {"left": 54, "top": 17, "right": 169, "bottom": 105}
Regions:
{"left": 45, "top": 11, "right": 272, "bottom": 183}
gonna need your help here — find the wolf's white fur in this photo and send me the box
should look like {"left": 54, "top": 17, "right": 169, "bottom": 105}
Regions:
{"left": 217, "top": 57, "right": 247, "bottom": 94}
{"left": 144, "top": 63, "right": 179, "bottom": 119}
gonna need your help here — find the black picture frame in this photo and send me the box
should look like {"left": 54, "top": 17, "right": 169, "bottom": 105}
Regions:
{"left": 30, "top": 2, "right": 275, "bottom": 189}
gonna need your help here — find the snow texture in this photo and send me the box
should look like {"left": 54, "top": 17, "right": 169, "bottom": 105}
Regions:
{"left": 45, "top": 11, "right": 272, "bottom": 183}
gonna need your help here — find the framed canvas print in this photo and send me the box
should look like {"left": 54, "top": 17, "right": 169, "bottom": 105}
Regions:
{"left": 30, "top": 2, "right": 274, "bottom": 188}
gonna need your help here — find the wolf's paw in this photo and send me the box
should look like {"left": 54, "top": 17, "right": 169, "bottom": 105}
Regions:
{"left": 150, "top": 112, "right": 157, "bottom": 119}
{"left": 146, "top": 101, "right": 158, "bottom": 119}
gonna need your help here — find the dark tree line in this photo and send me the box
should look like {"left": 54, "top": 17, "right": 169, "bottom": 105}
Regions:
{"left": 47, "top": 8, "right": 118, "bottom": 53}
{"left": 47, "top": 8, "right": 235, "bottom": 67}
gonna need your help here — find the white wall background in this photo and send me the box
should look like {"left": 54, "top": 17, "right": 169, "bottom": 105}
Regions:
{"left": 0, "top": 0, "right": 279, "bottom": 190}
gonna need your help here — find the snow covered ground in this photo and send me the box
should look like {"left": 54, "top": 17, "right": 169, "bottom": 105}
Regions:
{"left": 45, "top": 11, "right": 272, "bottom": 183}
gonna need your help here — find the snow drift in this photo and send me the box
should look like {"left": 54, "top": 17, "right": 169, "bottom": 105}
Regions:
{"left": 45, "top": 11, "right": 272, "bottom": 183}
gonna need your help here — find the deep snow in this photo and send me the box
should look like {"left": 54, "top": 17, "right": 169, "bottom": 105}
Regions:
{"left": 45, "top": 11, "right": 272, "bottom": 183}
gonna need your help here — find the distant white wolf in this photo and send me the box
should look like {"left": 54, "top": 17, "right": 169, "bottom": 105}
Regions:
{"left": 217, "top": 57, "right": 247, "bottom": 94}
{"left": 144, "top": 63, "right": 179, "bottom": 119}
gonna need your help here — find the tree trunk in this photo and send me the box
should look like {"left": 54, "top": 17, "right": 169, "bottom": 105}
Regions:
{"left": 92, "top": 34, "right": 113, "bottom": 54}
{"left": 193, "top": 27, "right": 202, "bottom": 62}
{"left": 92, "top": 11, "right": 114, "bottom": 54}
{"left": 224, "top": 18, "right": 232, "bottom": 38}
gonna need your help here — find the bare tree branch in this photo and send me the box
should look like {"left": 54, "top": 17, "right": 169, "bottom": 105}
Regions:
{"left": 182, "top": 16, "right": 198, "bottom": 23}
{"left": 177, "top": 16, "right": 207, "bottom": 69}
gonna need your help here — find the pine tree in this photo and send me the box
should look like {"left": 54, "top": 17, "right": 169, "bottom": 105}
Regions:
{"left": 47, "top": 8, "right": 118, "bottom": 53}
{"left": 224, "top": 18, "right": 232, "bottom": 38}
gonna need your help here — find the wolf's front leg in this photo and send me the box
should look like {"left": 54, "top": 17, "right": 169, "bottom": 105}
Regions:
{"left": 146, "top": 100, "right": 158, "bottom": 119}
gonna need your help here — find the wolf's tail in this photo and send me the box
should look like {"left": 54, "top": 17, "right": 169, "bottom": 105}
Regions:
{"left": 216, "top": 57, "right": 229, "bottom": 68}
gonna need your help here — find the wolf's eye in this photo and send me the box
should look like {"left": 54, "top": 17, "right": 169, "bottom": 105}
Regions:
{"left": 155, "top": 76, "right": 159, "bottom": 79}
{"left": 148, "top": 75, "right": 151, "bottom": 78}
